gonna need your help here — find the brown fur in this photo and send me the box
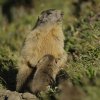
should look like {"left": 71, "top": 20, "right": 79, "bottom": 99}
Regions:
{"left": 56, "top": 70, "right": 85, "bottom": 100}
{"left": 29, "top": 55, "right": 60, "bottom": 94}
{"left": 16, "top": 9, "right": 67, "bottom": 92}
{"left": 57, "top": 81, "right": 85, "bottom": 100}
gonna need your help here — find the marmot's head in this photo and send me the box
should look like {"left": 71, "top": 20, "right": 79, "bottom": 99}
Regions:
{"left": 35, "top": 9, "right": 64, "bottom": 27}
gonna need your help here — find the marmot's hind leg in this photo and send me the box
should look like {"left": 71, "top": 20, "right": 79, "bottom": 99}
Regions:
{"left": 16, "top": 62, "right": 36, "bottom": 92}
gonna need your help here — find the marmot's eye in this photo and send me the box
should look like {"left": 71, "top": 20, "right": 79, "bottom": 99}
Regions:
{"left": 47, "top": 12, "right": 52, "bottom": 15}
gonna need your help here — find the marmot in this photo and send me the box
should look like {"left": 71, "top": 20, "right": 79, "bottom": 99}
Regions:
{"left": 16, "top": 9, "right": 67, "bottom": 92}
{"left": 56, "top": 70, "right": 84, "bottom": 100}
{"left": 29, "top": 55, "right": 60, "bottom": 94}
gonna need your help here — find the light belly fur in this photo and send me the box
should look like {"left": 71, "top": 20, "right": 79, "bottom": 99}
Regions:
{"left": 37, "top": 33, "right": 63, "bottom": 60}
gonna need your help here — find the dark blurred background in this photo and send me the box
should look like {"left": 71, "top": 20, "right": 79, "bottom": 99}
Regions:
{"left": 0, "top": 0, "right": 99, "bottom": 24}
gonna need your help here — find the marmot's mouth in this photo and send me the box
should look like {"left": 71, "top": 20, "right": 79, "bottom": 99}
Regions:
{"left": 57, "top": 19, "right": 62, "bottom": 22}
{"left": 57, "top": 17, "right": 63, "bottom": 22}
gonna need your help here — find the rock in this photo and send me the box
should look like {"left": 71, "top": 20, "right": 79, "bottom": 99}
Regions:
{"left": 8, "top": 91, "right": 21, "bottom": 100}
{"left": 22, "top": 92, "right": 37, "bottom": 100}
{"left": 0, "top": 96, "right": 5, "bottom": 100}
{"left": 0, "top": 90, "right": 38, "bottom": 100}
{"left": 0, "top": 89, "right": 10, "bottom": 100}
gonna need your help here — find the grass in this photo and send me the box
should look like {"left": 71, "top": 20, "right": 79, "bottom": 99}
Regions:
{"left": 64, "top": 11, "right": 100, "bottom": 100}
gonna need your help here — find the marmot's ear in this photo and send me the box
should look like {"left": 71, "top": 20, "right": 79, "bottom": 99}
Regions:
{"left": 55, "top": 58, "right": 60, "bottom": 64}
{"left": 38, "top": 15, "right": 40, "bottom": 19}
{"left": 38, "top": 15, "right": 44, "bottom": 22}
{"left": 55, "top": 59, "right": 58, "bottom": 64}
{"left": 41, "top": 10, "right": 46, "bottom": 15}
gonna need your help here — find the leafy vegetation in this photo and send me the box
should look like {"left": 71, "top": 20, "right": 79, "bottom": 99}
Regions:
{"left": 0, "top": 0, "right": 100, "bottom": 100}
